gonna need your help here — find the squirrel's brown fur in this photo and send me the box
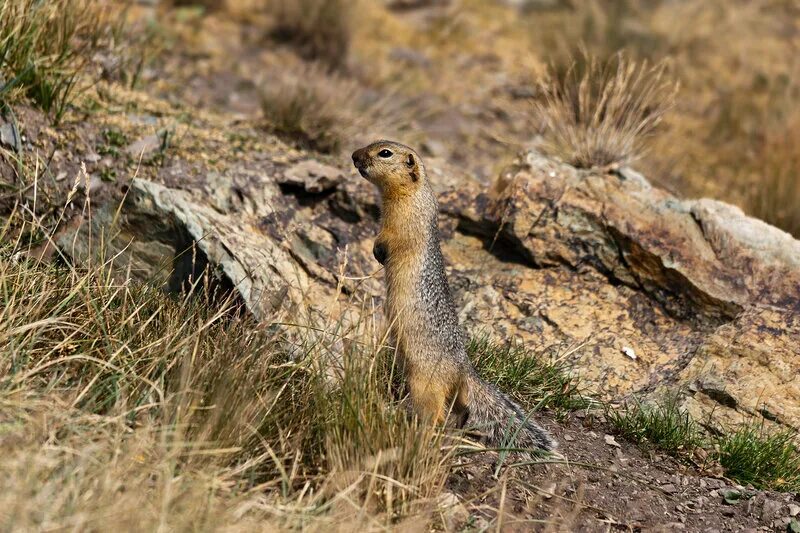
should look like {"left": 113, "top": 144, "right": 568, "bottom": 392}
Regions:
{"left": 352, "top": 140, "right": 555, "bottom": 454}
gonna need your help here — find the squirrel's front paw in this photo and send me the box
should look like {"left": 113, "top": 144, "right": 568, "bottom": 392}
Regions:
{"left": 373, "top": 241, "right": 388, "bottom": 265}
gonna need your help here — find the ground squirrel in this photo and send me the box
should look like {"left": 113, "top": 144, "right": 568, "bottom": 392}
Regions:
{"left": 351, "top": 140, "right": 556, "bottom": 454}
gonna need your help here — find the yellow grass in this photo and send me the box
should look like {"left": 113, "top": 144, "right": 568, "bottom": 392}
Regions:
{"left": 533, "top": 53, "right": 676, "bottom": 169}
{"left": 0, "top": 215, "right": 454, "bottom": 530}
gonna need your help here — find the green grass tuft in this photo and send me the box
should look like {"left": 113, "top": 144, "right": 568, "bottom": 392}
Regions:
{"left": 716, "top": 423, "right": 800, "bottom": 492}
{"left": 0, "top": 0, "right": 117, "bottom": 121}
{"left": 606, "top": 395, "right": 701, "bottom": 456}
{"left": 468, "top": 336, "right": 588, "bottom": 416}
{"left": 602, "top": 395, "right": 800, "bottom": 493}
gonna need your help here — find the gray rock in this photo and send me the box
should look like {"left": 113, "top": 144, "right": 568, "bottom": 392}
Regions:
{"left": 125, "top": 134, "right": 162, "bottom": 159}
{"left": 0, "top": 121, "right": 21, "bottom": 152}
{"left": 441, "top": 149, "right": 800, "bottom": 431}
{"left": 702, "top": 478, "right": 727, "bottom": 490}
{"left": 56, "top": 147, "right": 800, "bottom": 434}
{"left": 661, "top": 483, "right": 678, "bottom": 494}
{"left": 279, "top": 160, "right": 344, "bottom": 194}
{"left": 761, "top": 499, "right": 784, "bottom": 522}
{"left": 437, "top": 492, "right": 468, "bottom": 530}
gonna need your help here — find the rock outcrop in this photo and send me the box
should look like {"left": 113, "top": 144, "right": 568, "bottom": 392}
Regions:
{"left": 442, "top": 152, "right": 799, "bottom": 431}
{"left": 61, "top": 150, "right": 800, "bottom": 431}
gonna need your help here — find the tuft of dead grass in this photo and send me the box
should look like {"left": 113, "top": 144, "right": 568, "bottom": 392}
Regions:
{"left": 0, "top": 0, "right": 118, "bottom": 121}
{"left": 533, "top": 52, "right": 677, "bottom": 169}
{"left": 521, "top": 1, "right": 800, "bottom": 236}
{"left": 261, "top": 62, "right": 408, "bottom": 154}
{"left": 269, "top": 0, "right": 352, "bottom": 70}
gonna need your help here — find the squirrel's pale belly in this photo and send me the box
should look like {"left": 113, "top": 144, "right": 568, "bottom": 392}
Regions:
{"left": 384, "top": 253, "right": 426, "bottom": 352}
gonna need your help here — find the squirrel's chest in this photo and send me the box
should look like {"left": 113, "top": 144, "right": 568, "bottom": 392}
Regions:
{"left": 385, "top": 255, "right": 422, "bottom": 300}
{"left": 376, "top": 213, "right": 435, "bottom": 321}
{"left": 382, "top": 249, "right": 426, "bottom": 321}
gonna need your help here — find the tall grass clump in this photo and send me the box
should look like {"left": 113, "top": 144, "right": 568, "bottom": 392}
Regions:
{"left": 0, "top": 0, "right": 115, "bottom": 120}
{"left": 270, "top": 0, "right": 352, "bottom": 70}
{"left": 606, "top": 395, "right": 701, "bottom": 456}
{"left": 319, "top": 346, "right": 453, "bottom": 521}
{"left": 716, "top": 423, "right": 800, "bottom": 492}
{"left": 533, "top": 53, "right": 677, "bottom": 169}
{"left": 261, "top": 63, "right": 407, "bottom": 154}
{"left": 0, "top": 217, "right": 453, "bottom": 530}
{"left": 467, "top": 336, "right": 588, "bottom": 415}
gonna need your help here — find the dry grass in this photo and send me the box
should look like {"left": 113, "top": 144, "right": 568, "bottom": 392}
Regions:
{"left": 269, "top": 0, "right": 353, "bottom": 70}
{"left": 0, "top": 213, "right": 455, "bottom": 530}
{"left": 520, "top": 1, "right": 800, "bottom": 234}
{"left": 0, "top": 0, "right": 118, "bottom": 121}
{"left": 169, "top": 0, "right": 227, "bottom": 10}
{"left": 261, "top": 62, "right": 408, "bottom": 154}
{"left": 745, "top": 118, "right": 800, "bottom": 238}
{"left": 0, "top": 180, "right": 582, "bottom": 528}
{"left": 532, "top": 52, "right": 677, "bottom": 169}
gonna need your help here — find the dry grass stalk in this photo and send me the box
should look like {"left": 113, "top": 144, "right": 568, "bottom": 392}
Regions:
{"left": 533, "top": 53, "right": 677, "bottom": 169}
{"left": 747, "top": 120, "right": 800, "bottom": 238}
{"left": 0, "top": 212, "right": 453, "bottom": 530}
{"left": 168, "top": 0, "right": 227, "bottom": 9}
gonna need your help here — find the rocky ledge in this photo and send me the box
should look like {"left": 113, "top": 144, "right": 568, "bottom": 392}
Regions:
{"left": 61, "top": 150, "right": 800, "bottom": 432}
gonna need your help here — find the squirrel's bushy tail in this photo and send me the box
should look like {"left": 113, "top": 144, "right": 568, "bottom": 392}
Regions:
{"left": 464, "top": 371, "right": 556, "bottom": 454}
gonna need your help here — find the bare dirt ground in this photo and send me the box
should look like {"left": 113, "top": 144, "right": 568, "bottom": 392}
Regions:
{"left": 448, "top": 414, "right": 799, "bottom": 531}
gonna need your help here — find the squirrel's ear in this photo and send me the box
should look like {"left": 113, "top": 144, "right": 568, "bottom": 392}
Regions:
{"left": 406, "top": 153, "right": 419, "bottom": 181}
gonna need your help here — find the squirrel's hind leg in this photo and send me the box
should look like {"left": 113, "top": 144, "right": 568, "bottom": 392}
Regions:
{"left": 408, "top": 374, "right": 448, "bottom": 425}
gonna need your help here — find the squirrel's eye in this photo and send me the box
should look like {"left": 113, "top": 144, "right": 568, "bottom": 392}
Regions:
{"left": 378, "top": 149, "right": 393, "bottom": 158}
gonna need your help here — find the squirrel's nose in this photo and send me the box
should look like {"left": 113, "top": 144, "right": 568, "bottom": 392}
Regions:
{"left": 351, "top": 149, "right": 364, "bottom": 167}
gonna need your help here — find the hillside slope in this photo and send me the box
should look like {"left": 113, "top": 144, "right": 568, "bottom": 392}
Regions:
{"left": 1, "top": 1, "right": 799, "bottom": 531}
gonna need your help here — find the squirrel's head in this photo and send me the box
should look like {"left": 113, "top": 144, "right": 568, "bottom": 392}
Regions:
{"left": 352, "top": 140, "right": 425, "bottom": 199}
